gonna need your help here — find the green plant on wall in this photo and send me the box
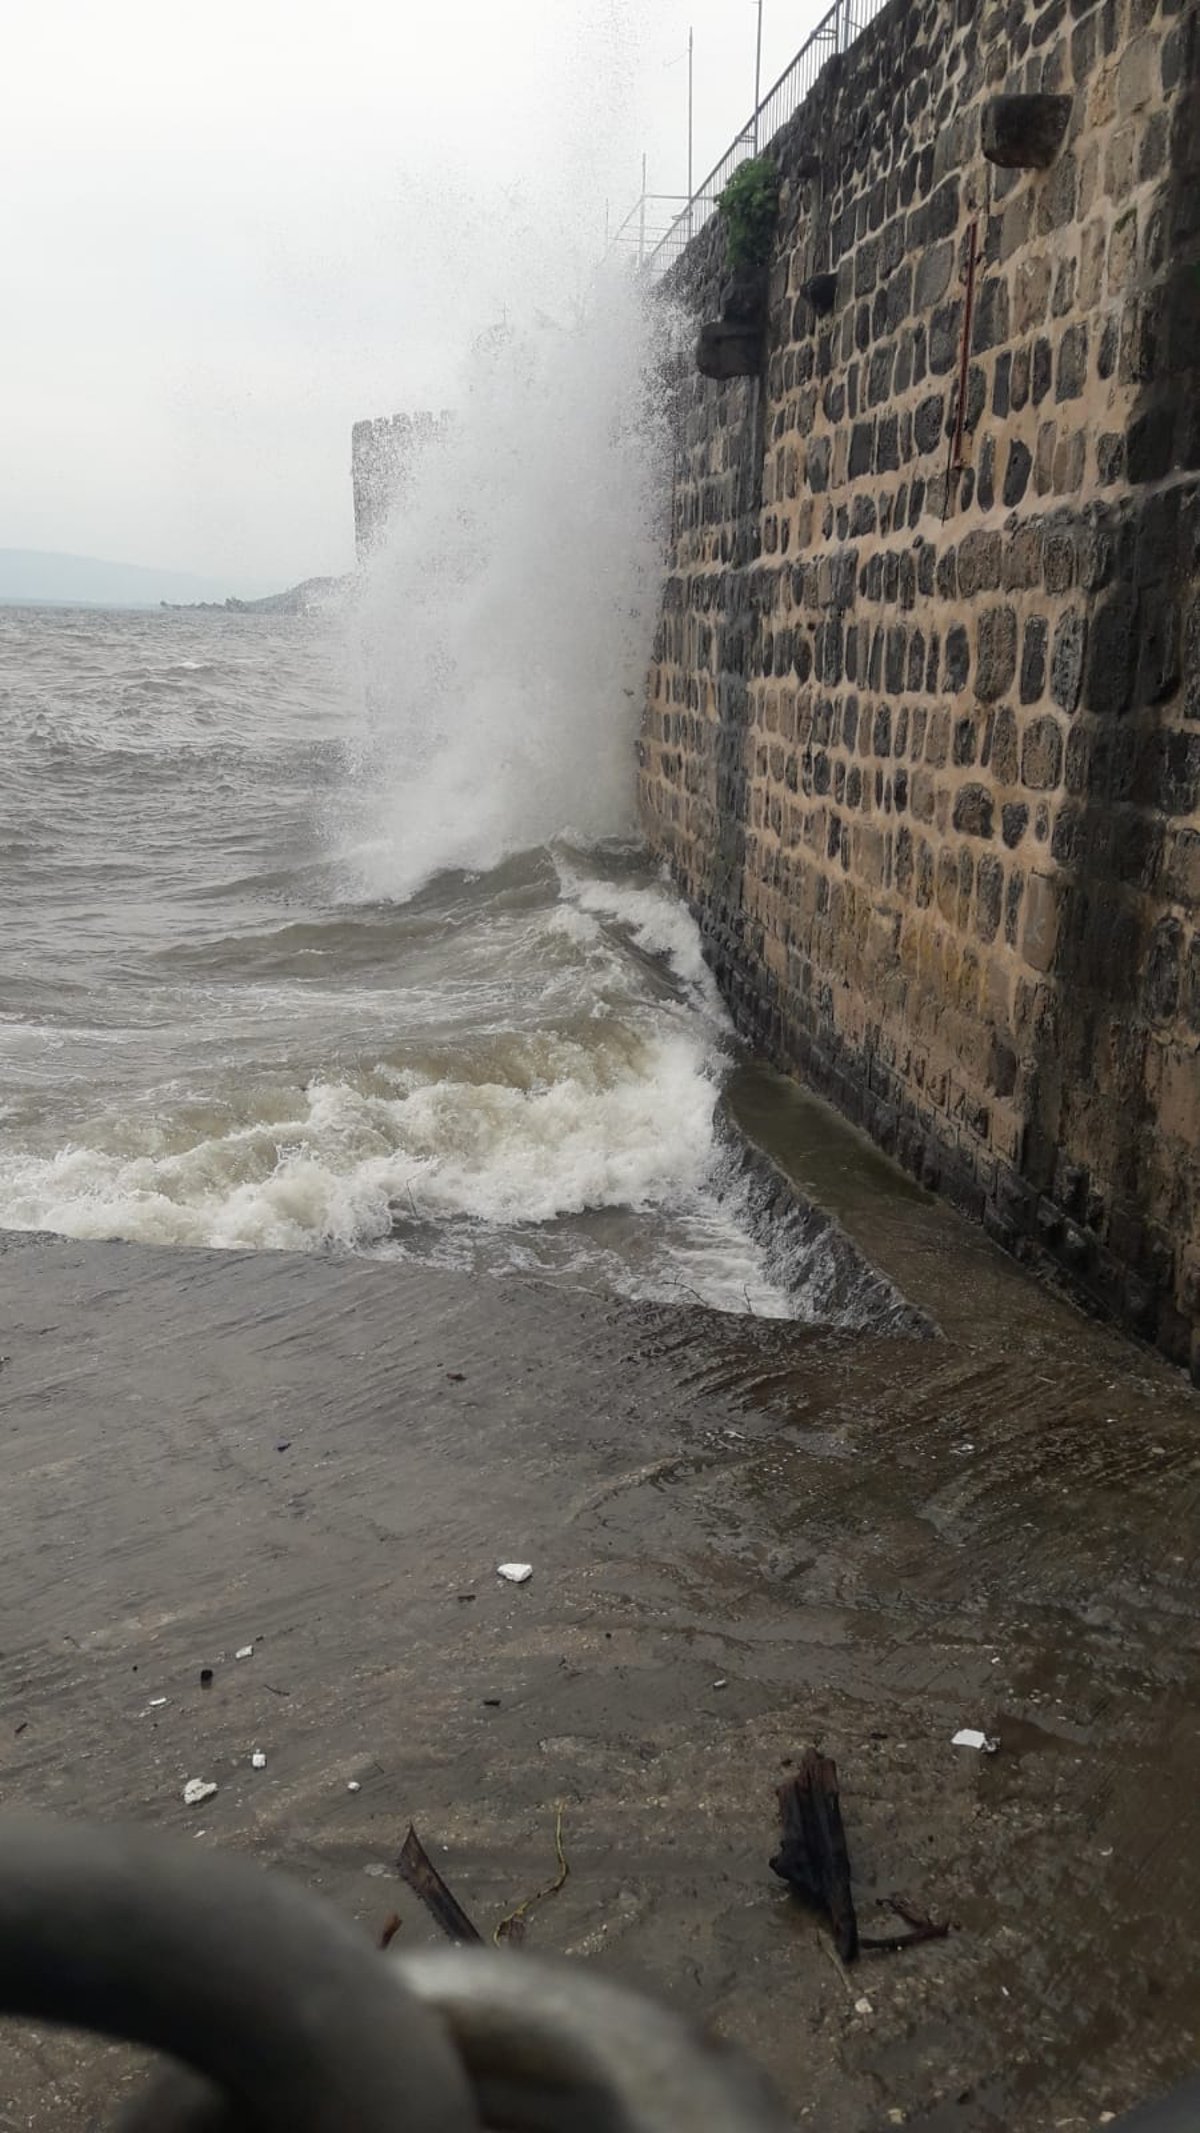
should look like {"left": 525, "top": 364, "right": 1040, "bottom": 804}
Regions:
{"left": 718, "top": 156, "right": 780, "bottom": 270}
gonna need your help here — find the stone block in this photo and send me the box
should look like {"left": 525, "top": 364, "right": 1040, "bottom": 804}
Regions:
{"left": 1043, "top": 530, "right": 1075, "bottom": 593}
{"left": 972, "top": 275, "right": 1011, "bottom": 353}
{"left": 1021, "top": 713, "right": 1065, "bottom": 789}
{"left": 1097, "top": 432, "right": 1125, "bottom": 484}
{"left": 696, "top": 321, "right": 762, "bottom": 379}
{"left": 914, "top": 240, "right": 955, "bottom": 313}
{"left": 944, "top": 624, "right": 971, "bottom": 690}
{"left": 849, "top": 420, "right": 875, "bottom": 477}
{"left": 876, "top": 413, "right": 901, "bottom": 470}
{"left": 806, "top": 435, "right": 832, "bottom": 492}
{"left": 1004, "top": 524, "right": 1044, "bottom": 590}
{"left": 1119, "top": 297, "right": 1158, "bottom": 387}
{"left": 1032, "top": 336, "right": 1053, "bottom": 405}
{"left": 1105, "top": 122, "right": 1136, "bottom": 200}
{"left": 953, "top": 784, "right": 996, "bottom": 838}
{"left": 975, "top": 607, "right": 1019, "bottom": 701}
{"left": 1002, "top": 187, "right": 1036, "bottom": 262}
{"left": 930, "top": 301, "right": 962, "bottom": 374}
{"left": 1004, "top": 439, "right": 1033, "bottom": 506}
{"left": 1035, "top": 420, "right": 1057, "bottom": 495}
{"left": 1020, "top": 618, "right": 1048, "bottom": 704}
{"left": 1051, "top": 611, "right": 1087, "bottom": 711}
{"left": 1186, "top": 593, "right": 1200, "bottom": 721}
{"left": 1164, "top": 262, "right": 1200, "bottom": 376}
{"left": 928, "top": 177, "right": 961, "bottom": 238}
{"left": 1078, "top": 220, "right": 1107, "bottom": 308}
{"left": 1037, "top": 153, "right": 1078, "bottom": 234}
{"left": 1055, "top": 323, "right": 1088, "bottom": 402}
{"left": 1117, "top": 32, "right": 1159, "bottom": 116}
{"left": 1135, "top": 591, "right": 1181, "bottom": 707}
{"left": 956, "top": 530, "right": 1003, "bottom": 595}
{"left": 1022, "top": 871, "right": 1060, "bottom": 972}
{"left": 1015, "top": 255, "right": 1052, "bottom": 332}
{"left": 1082, "top": 592, "right": 1142, "bottom": 725}
{"left": 991, "top": 705, "right": 1019, "bottom": 783}
{"left": 1127, "top": 407, "right": 1174, "bottom": 484}
{"left": 914, "top": 392, "right": 945, "bottom": 455}
{"left": 1107, "top": 206, "right": 1138, "bottom": 295}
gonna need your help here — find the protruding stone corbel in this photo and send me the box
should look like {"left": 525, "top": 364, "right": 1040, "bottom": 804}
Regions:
{"left": 800, "top": 271, "right": 838, "bottom": 315}
{"left": 981, "top": 93, "right": 1072, "bottom": 168}
{"left": 696, "top": 320, "right": 764, "bottom": 379}
{"left": 696, "top": 265, "right": 769, "bottom": 380}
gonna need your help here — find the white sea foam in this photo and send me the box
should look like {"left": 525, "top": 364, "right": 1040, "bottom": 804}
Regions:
{"left": 1, "top": 1021, "right": 718, "bottom": 1245}
{"left": 555, "top": 862, "right": 722, "bottom": 1007}
{"left": 338, "top": 268, "right": 675, "bottom": 904}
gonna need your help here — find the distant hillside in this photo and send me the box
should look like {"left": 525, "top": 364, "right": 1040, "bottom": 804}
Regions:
{"left": 0, "top": 549, "right": 276, "bottom": 610}
{"left": 190, "top": 576, "right": 349, "bottom": 616}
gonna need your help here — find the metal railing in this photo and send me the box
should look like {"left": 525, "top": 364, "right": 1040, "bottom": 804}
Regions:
{"left": 605, "top": 192, "right": 696, "bottom": 268}
{"left": 623, "top": 0, "right": 891, "bottom": 278}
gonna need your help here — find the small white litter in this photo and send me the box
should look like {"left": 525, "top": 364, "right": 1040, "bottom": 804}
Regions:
{"left": 347, "top": 1780, "right": 361, "bottom": 1793}
{"left": 497, "top": 1562, "right": 532, "bottom": 1584}
{"left": 250, "top": 1750, "right": 267, "bottom": 1770}
{"left": 855, "top": 1996, "right": 873, "bottom": 2016}
{"left": 952, "top": 1728, "right": 999, "bottom": 1753}
{"left": 148, "top": 1697, "right": 168, "bottom": 1710}
{"left": 183, "top": 1779, "right": 218, "bottom": 1806}
{"left": 712, "top": 1679, "right": 728, "bottom": 1690}
{"left": 235, "top": 1645, "right": 254, "bottom": 1661}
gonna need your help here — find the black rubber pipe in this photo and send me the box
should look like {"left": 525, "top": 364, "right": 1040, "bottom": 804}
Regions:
{"left": 0, "top": 1816, "right": 478, "bottom": 2132}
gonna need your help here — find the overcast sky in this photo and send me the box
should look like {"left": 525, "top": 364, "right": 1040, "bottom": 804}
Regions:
{"left": 2, "top": 0, "right": 824, "bottom": 590}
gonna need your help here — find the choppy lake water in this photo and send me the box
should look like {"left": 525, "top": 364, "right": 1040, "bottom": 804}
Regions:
{"left": 0, "top": 605, "right": 800, "bottom": 1313}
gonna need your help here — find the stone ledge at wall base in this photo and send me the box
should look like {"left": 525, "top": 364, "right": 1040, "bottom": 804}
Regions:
{"left": 712, "top": 1107, "right": 938, "bottom": 1336}
{"left": 701, "top": 922, "right": 1200, "bottom": 1389}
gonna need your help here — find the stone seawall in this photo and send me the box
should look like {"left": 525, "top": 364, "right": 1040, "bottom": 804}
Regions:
{"left": 638, "top": 0, "right": 1200, "bottom": 1373}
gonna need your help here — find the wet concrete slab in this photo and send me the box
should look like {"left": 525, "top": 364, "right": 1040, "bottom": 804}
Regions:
{"left": 2, "top": 1149, "right": 1200, "bottom": 2128}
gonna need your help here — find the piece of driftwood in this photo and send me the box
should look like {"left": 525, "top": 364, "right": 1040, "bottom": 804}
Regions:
{"left": 771, "top": 1755, "right": 951, "bottom": 1961}
{"left": 860, "top": 1894, "right": 951, "bottom": 1954}
{"left": 770, "top": 1750, "right": 858, "bottom": 1961}
{"left": 397, "top": 1823, "right": 483, "bottom": 1944}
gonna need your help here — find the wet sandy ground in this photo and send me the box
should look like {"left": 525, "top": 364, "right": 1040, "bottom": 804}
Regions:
{"left": 2, "top": 1082, "right": 1200, "bottom": 2130}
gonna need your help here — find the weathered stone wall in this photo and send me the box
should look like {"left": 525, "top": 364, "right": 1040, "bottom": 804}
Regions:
{"left": 639, "top": 0, "right": 1200, "bottom": 1372}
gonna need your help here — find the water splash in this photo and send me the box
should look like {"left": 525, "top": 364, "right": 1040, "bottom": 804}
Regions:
{"left": 339, "top": 267, "right": 674, "bottom": 902}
